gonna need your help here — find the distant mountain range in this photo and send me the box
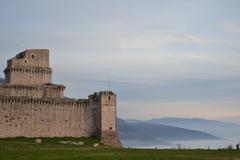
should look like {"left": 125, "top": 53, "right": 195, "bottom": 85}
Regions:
{"left": 125, "top": 117, "right": 240, "bottom": 138}
{"left": 146, "top": 117, "right": 240, "bottom": 138}
{"left": 0, "top": 78, "right": 4, "bottom": 84}
{"left": 117, "top": 118, "right": 221, "bottom": 146}
{"left": 220, "top": 116, "right": 240, "bottom": 125}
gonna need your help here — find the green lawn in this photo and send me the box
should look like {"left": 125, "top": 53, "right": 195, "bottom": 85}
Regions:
{"left": 0, "top": 137, "right": 240, "bottom": 160}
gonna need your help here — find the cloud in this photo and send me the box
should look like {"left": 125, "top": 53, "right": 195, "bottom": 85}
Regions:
{"left": 1, "top": 0, "right": 240, "bottom": 120}
{"left": 184, "top": 34, "right": 208, "bottom": 47}
{"left": 53, "top": 30, "right": 221, "bottom": 50}
{"left": 222, "top": 21, "right": 240, "bottom": 32}
{"left": 118, "top": 100, "right": 240, "bottom": 120}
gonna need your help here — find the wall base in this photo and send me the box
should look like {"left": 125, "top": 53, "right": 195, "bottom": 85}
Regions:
{"left": 101, "top": 131, "right": 122, "bottom": 148}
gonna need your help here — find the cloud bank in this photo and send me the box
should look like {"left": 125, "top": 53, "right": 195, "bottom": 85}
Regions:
{"left": 0, "top": 0, "right": 240, "bottom": 120}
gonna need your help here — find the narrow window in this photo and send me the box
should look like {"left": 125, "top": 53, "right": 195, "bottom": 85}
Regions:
{"left": 31, "top": 54, "right": 35, "bottom": 59}
{"left": 109, "top": 127, "right": 112, "bottom": 130}
{"left": 108, "top": 96, "right": 111, "bottom": 100}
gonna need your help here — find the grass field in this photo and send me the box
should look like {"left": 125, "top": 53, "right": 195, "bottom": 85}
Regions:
{"left": 0, "top": 137, "right": 240, "bottom": 160}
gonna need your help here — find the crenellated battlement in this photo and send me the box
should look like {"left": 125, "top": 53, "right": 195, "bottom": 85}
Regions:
{"left": 0, "top": 83, "right": 65, "bottom": 98}
{"left": 4, "top": 66, "right": 52, "bottom": 76}
{"left": 99, "top": 91, "right": 115, "bottom": 95}
{"left": 0, "top": 84, "right": 38, "bottom": 90}
{"left": 0, "top": 96, "right": 90, "bottom": 107}
{"left": 4, "top": 66, "right": 52, "bottom": 85}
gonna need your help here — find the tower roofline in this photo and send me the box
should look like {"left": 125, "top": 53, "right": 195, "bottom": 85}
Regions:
{"left": 14, "top": 49, "right": 49, "bottom": 59}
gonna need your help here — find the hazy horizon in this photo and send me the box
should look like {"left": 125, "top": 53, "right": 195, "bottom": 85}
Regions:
{"left": 0, "top": 0, "right": 240, "bottom": 121}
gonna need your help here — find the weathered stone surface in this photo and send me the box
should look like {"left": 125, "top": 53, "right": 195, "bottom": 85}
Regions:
{"left": 4, "top": 49, "right": 51, "bottom": 85}
{"left": 0, "top": 49, "right": 122, "bottom": 147}
{"left": 0, "top": 84, "right": 65, "bottom": 98}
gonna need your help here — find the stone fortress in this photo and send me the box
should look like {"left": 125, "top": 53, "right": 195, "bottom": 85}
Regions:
{"left": 0, "top": 49, "right": 122, "bottom": 147}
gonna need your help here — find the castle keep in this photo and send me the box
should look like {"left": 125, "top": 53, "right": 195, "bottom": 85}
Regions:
{"left": 0, "top": 49, "right": 122, "bottom": 147}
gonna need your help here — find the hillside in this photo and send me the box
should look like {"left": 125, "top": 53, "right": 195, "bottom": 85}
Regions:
{"left": 146, "top": 117, "right": 240, "bottom": 138}
{"left": 117, "top": 118, "right": 220, "bottom": 146}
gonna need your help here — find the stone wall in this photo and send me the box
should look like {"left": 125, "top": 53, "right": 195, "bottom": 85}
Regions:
{"left": 4, "top": 67, "right": 52, "bottom": 85}
{"left": 0, "top": 84, "right": 42, "bottom": 98}
{"left": 4, "top": 49, "right": 52, "bottom": 85}
{"left": 0, "top": 96, "right": 99, "bottom": 138}
{"left": 0, "top": 91, "right": 121, "bottom": 147}
{"left": 42, "top": 84, "right": 65, "bottom": 98}
{"left": 7, "top": 49, "right": 50, "bottom": 68}
{"left": 0, "top": 84, "right": 65, "bottom": 98}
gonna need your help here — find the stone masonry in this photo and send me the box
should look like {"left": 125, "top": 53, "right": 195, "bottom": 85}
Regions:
{"left": 0, "top": 49, "right": 122, "bottom": 147}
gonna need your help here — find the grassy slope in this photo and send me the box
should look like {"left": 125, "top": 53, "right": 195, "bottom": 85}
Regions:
{"left": 0, "top": 138, "right": 240, "bottom": 160}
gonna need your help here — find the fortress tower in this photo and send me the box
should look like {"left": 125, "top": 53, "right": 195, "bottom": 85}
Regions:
{"left": 2, "top": 49, "right": 65, "bottom": 98}
{"left": 99, "top": 92, "right": 121, "bottom": 146}
{"left": 4, "top": 49, "right": 52, "bottom": 85}
{"left": 0, "top": 49, "right": 122, "bottom": 147}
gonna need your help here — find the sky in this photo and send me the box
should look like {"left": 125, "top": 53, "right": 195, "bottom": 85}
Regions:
{"left": 0, "top": 0, "right": 240, "bottom": 121}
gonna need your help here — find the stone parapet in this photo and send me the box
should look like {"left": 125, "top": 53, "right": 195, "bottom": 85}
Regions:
{"left": 0, "top": 96, "right": 96, "bottom": 138}
{"left": 0, "top": 83, "right": 65, "bottom": 98}
{"left": 4, "top": 66, "right": 52, "bottom": 85}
